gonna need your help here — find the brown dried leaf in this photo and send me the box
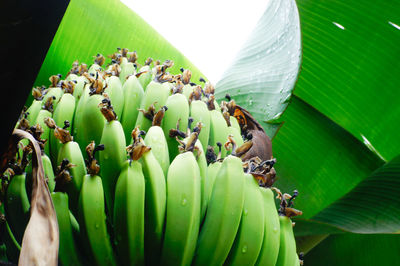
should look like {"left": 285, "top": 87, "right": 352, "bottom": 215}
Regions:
{"left": 12, "top": 129, "right": 58, "bottom": 266}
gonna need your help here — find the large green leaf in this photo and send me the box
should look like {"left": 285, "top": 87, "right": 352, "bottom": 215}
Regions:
{"left": 294, "top": 0, "right": 400, "bottom": 161}
{"left": 215, "top": 0, "right": 302, "bottom": 139}
{"left": 29, "top": 0, "right": 204, "bottom": 105}
{"left": 312, "top": 155, "right": 400, "bottom": 233}
{"left": 273, "top": 96, "right": 383, "bottom": 219}
{"left": 305, "top": 233, "right": 400, "bottom": 265}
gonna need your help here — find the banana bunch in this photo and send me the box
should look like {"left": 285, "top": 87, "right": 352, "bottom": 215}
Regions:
{"left": 0, "top": 48, "right": 304, "bottom": 266}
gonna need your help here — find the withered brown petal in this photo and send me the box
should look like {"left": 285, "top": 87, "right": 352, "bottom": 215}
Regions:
{"left": 13, "top": 129, "right": 59, "bottom": 266}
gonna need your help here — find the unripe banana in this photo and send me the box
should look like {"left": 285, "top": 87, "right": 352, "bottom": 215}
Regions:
{"left": 181, "top": 132, "right": 208, "bottom": 223}
{"left": 50, "top": 90, "right": 76, "bottom": 164}
{"left": 135, "top": 80, "right": 171, "bottom": 133}
{"left": 162, "top": 93, "right": 189, "bottom": 161}
{"left": 209, "top": 109, "right": 229, "bottom": 158}
{"left": 76, "top": 93, "right": 105, "bottom": 157}
{"left": 119, "top": 62, "right": 136, "bottom": 84}
{"left": 143, "top": 124, "right": 169, "bottom": 177}
{"left": 43, "top": 74, "right": 64, "bottom": 107}
{"left": 35, "top": 108, "right": 53, "bottom": 156}
{"left": 225, "top": 173, "right": 265, "bottom": 265}
{"left": 138, "top": 64, "right": 153, "bottom": 89}
{"left": 193, "top": 155, "right": 245, "bottom": 266}
{"left": 190, "top": 100, "right": 210, "bottom": 153}
{"left": 230, "top": 115, "right": 241, "bottom": 134}
{"left": 43, "top": 153, "right": 56, "bottom": 192}
{"left": 224, "top": 114, "right": 244, "bottom": 155}
{"left": 72, "top": 82, "right": 90, "bottom": 139}
{"left": 78, "top": 143, "right": 116, "bottom": 266}
{"left": 104, "top": 75, "right": 124, "bottom": 119}
{"left": 5, "top": 173, "right": 30, "bottom": 244}
{"left": 275, "top": 216, "right": 299, "bottom": 266}
{"left": 65, "top": 73, "right": 78, "bottom": 82}
{"left": 70, "top": 76, "right": 88, "bottom": 103}
{"left": 255, "top": 187, "right": 280, "bottom": 266}
{"left": 120, "top": 75, "right": 144, "bottom": 144}
{"left": 113, "top": 160, "right": 145, "bottom": 266}
{"left": 3, "top": 221, "right": 21, "bottom": 263}
{"left": 51, "top": 192, "right": 84, "bottom": 266}
{"left": 182, "top": 83, "right": 195, "bottom": 99}
{"left": 206, "top": 160, "right": 222, "bottom": 202}
{"left": 160, "top": 151, "right": 201, "bottom": 266}
{"left": 126, "top": 127, "right": 166, "bottom": 265}
{"left": 26, "top": 99, "right": 42, "bottom": 125}
{"left": 53, "top": 126, "right": 87, "bottom": 216}
{"left": 99, "top": 99, "right": 127, "bottom": 219}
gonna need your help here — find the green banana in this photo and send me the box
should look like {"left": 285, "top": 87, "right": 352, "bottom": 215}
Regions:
{"left": 49, "top": 81, "right": 76, "bottom": 164}
{"left": 42, "top": 75, "right": 64, "bottom": 111}
{"left": 98, "top": 99, "right": 127, "bottom": 219}
{"left": 72, "top": 81, "right": 90, "bottom": 139}
{"left": 119, "top": 62, "right": 136, "bottom": 85}
{"left": 34, "top": 96, "right": 54, "bottom": 156}
{"left": 160, "top": 147, "right": 201, "bottom": 266}
{"left": 225, "top": 173, "right": 265, "bottom": 265}
{"left": 78, "top": 142, "right": 116, "bottom": 266}
{"left": 192, "top": 155, "right": 245, "bottom": 266}
{"left": 74, "top": 76, "right": 88, "bottom": 101}
{"left": 119, "top": 51, "right": 137, "bottom": 84}
{"left": 51, "top": 192, "right": 84, "bottom": 266}
{"left": 3, "top": 221, "right": 21, "bottom": 263}
{"left": 26, "top": 87, "right": 45, "bottom": 124}
{"left": 135, "top": 80, "right": 171, "bottom": 133}
{"left": 189, "top": 100, "right": 210, "bottom": 153}
{"left": 195, "top": 141, "right": 209, "bottom": 224}
{"left": 143, "top": 108, "right": 170, "bottom": 177}
{"left": 70, "top": 210, "right": 80, "bottom": 235}
{"left": 230, "top": 115, "right": 241, "bottom": 134}
{"left": 5, "top": 173, "right": 30, "bottom": 244}
{"left": 104, "top": 75, "right": 124, "bottom": 119}
{"left": 137, "top": 59, "right": 153, "bottom": 89}
{"left": 181, "top": 126, "right": 209, "bottom": 223}
{"left": 255, "top": 187, "right": 281, "bottom": 266}
{"left": 182, "top": 83, "right": 195, "bottom": 99}
{"left": 75, "top": 76, "right": 105, "bottom": 157}
{"left": 206, "top": 159, "right": 222, "bottom": 203}
{"left": 43, "top": 153, "right": 56, "bottom": 193}
{"left": 113, "top": 159, "right": 145, "bottom": 266}
{"left": 208, "top": 109, "right": 229, "bottom": 159}
{"left": 45, "top": 117, "right": 86, "bottom": 215}
{"left": 162, "top": 93, "right": 189, "bottom": 161}
{"left": 127, "top": 128, "right": 166, "bottom": 265}
{"left": 0, "top": 244, "right": 6, "bottom": 262}
{"left": 275, "top": 216, "right": 299, "bottom": 266}
{"left": 120, "top": 74, "right": 144, "bottom": 144}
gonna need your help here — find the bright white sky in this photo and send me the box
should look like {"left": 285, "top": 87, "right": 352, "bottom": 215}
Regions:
{"left": 120, "top": 0, "right": 270, "bottom": 83}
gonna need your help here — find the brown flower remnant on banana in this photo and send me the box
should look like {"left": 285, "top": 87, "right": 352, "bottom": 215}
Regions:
{"left": 275, "top": 188, "right": 303, "bottom": 218}
{"left": 44, "top": 118, "right": 73, "bottom": 144}
{"left": 99, "top": 96, "right": 118, "bottom": 122}
{"left": 126, "top": 127, "right": 151, "bottom": 161}
{"left": 85, "top": 141, "right": 104, "bottom": 176}
{"left": 54, "top": 159, "right": 75, "bottom": 193}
